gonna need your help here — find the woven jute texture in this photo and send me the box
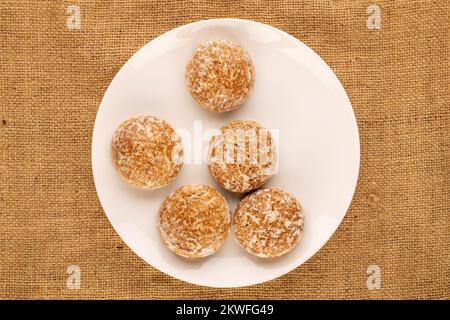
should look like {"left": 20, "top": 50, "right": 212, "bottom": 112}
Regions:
{"left": 0, "top": 0, "right": 448, "bottom": 299}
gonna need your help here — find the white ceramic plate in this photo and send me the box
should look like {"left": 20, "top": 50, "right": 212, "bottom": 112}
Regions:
{"left": 92, "top": 19, "right": 360, "bottom": 288}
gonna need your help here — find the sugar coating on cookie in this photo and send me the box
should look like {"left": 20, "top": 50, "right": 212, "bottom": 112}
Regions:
{"left": 234, "top": 188, "right": 304, "bottom": 258}
{"left": 185, "top": 40, "right": 255, "bottom": 112}
{"left": 111, "top": 116, "right": 183, "bottom": 190}
{"left": 158, "top": 184, "right": 231, "bottom": 259}
{"left": 208, "top": 120, "right": 277, "bottom": 193}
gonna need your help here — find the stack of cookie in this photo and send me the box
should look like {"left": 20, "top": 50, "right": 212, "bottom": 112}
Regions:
{"left": 111, "top": 40, "right": 304, "bottom": 259}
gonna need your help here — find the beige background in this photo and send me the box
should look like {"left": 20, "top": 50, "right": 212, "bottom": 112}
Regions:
{"left": 0, "top": 0, "right": 448, "bottom": 299}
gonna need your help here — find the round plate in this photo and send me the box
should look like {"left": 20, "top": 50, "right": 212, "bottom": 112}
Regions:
{"left": 92, "top": 19, "right": 360, "bottom": 288}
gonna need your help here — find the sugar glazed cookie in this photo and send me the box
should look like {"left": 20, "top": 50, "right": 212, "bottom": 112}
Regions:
{"left": 234, "top": 188, "right": 304, "bottom": 258}
{"left": 111, "top": 116, "right": 183, "bottom": 190}
{"left": 158, "top": 185, "right": 231, "bottom": 258}
{"left": 185, "top": 40, "right": 255, "bottom": 112}
{"left": 208, "top": 120, "right": 277, "bottom": 193}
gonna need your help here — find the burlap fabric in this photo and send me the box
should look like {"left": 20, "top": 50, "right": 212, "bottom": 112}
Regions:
{"left": 0, "top": 0, "right": 448, "bottom": 299}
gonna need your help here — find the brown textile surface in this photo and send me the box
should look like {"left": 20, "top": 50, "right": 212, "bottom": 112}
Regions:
{"left": 0, "top": 0, "right": 448, "bottom": 299}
